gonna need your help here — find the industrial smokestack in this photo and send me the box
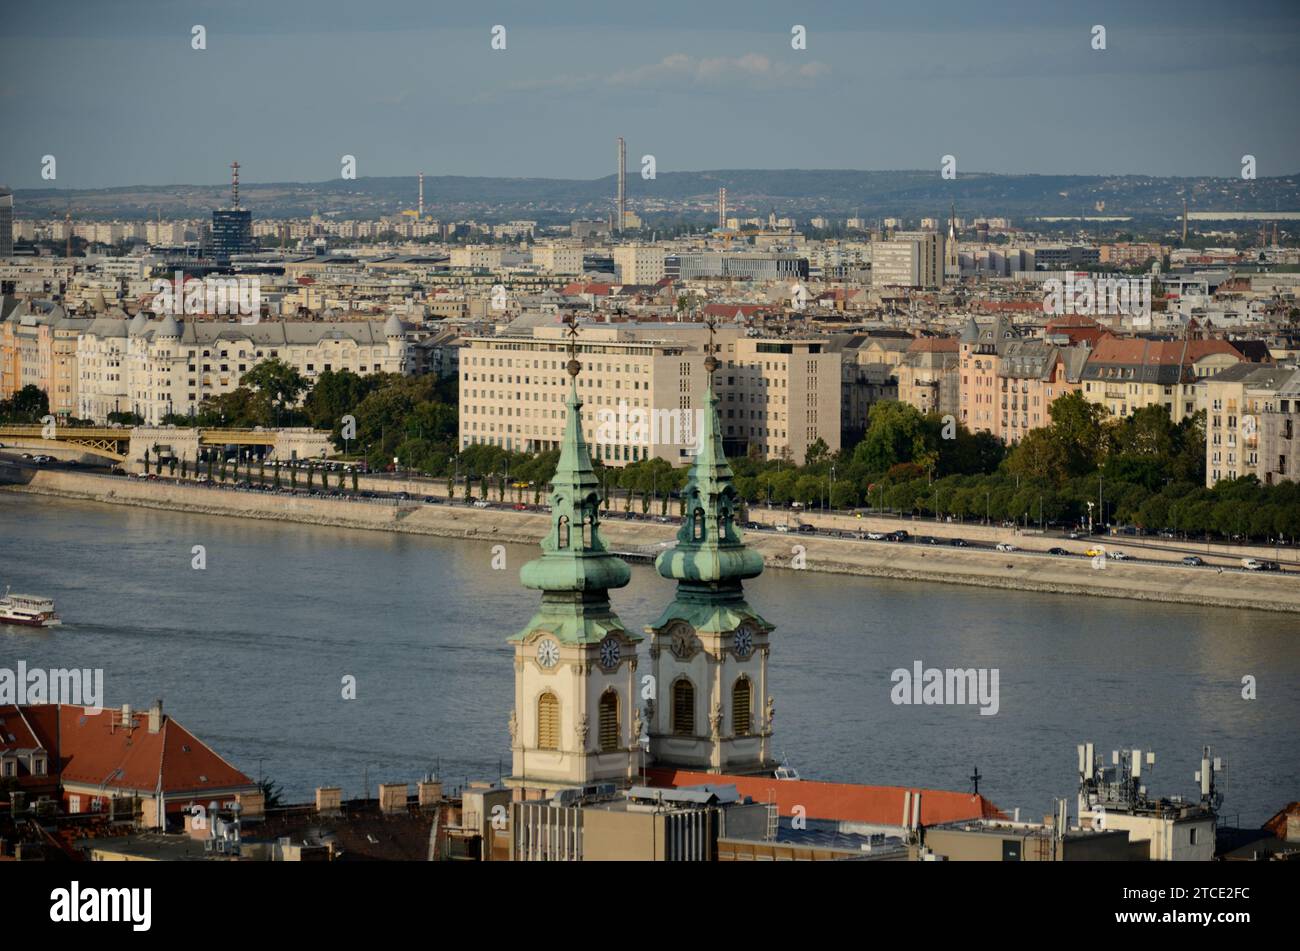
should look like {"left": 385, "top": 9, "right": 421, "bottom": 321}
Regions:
{"left": 616, "top": 137, "right": 626, "bottom": 234}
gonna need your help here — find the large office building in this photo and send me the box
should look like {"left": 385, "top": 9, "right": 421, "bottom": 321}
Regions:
{"left": 673, "top": 252, "right": 808, "bottom": 283}
{"left": 210, "top": 208, "right": 252, "bottom": 261}
{"left": 459, "top": 324, "right": 711, "bottom": 467}
{"left": 459, "top": 324, "right": 842, "bottom": 466}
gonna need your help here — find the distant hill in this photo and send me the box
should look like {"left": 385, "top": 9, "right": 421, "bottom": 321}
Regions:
{"left": 13, "top": 169, "right": 1300, "bottom": 222}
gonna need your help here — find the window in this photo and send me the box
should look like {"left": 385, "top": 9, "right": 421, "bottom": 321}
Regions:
{"left": 599, "top": 690, "right": 620, "bottom": 752}
{"left": 672, "top": 679, "right": 695, "bottom": 736}
{"left": 537, "top": 692, "right": 559, "bottom": 750}
{"left": 732, "top": 678, "right": 752, "bottom": 736}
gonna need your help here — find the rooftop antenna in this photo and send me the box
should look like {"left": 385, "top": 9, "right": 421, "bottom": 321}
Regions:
{"left": 970, "top": 765, "right": 982, "bottom": 796}
{"left": 230, "top": 161, "right": 241, "bottom": 210}
{"left": 418, "top": 171, "right": 424, "bottom": 221}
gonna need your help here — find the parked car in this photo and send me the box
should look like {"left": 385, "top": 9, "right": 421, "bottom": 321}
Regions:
{"left": 1048, "top": 547, "right": 1069, "bottom": 556}
{"left": 891, "top": 530, "right": 910, "bottom": 541}
{"left": 512, "top": 502, "right": 528, "bottom": 511}
{"left": 866, "top": 532, "right": 886, "bottom": 540}
{"left": 775, "top": 524, "right": 790, "bottom": 533}
{"left": 423, "top": 496, "right": 443, "bottom": 505}
{"left": 1242, "top": 558, "right": 1263, "bottom": 570}
{"left": 949, "top": 538, "right": 969, "bottom": 547}
{"left": 995, "top": 542, "right": 1018, "bottom": 552}
{"left": 1085, "top": 547, "right": 1105, "bottom": 557}
{"left": 1107, "top": 551, "right": 1129, "bottom": 560}
{"left": 743, "top": 521, "right": 763, "bottom": 530}
{"left": 1259, "top": 560, "right": 1281, "bottom": 571}
{"left": 1182, "top": 556, "right": 1205, "bottom": 566}
{"left": 796, "top": 524, "right": 816, "bottom": 534}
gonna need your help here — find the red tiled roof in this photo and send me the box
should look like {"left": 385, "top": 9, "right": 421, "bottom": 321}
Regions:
{"left": 908, "top": 337, "right": 959, "bottom": 353}
{"left": 7, "top": 705, "right": 254, "bottom": 797}
{"left": 646, "top": 768, "right": 1004, "bottom": 826}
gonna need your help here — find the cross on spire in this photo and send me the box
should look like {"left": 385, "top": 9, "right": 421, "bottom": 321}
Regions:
{"left": 703, "top": 317, "right": 719, "bottom": 378}
{"left": 564, "top": 316, "right": 581, "bottom": 379}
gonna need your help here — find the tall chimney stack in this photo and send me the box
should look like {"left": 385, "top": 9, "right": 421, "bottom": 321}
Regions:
{"left": 616, "top": 137, "right": 626, "bottom": 234}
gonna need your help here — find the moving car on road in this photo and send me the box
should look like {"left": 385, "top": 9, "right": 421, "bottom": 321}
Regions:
{"left": 995, "top": 542, "right": 1018, "bottom": 552}
{"left": 1182, "top": 556, "right": 1205, "bottom": 566}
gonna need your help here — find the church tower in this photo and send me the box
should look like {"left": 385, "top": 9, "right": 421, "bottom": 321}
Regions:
{"left": 645, "top": 331, "right": 776, "bottom": 775}
{"left": 506, "top": 328, "right": 643, "bottom": 797}
{"left": 945, "top": 201, "right": 961, "bottom": 282}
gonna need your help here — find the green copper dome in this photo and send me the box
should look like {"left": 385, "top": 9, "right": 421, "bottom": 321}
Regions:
{"left": 650, "top": 387, "right": 769, "bottom": 635}
{"left": 655, "top": 389, "right": 764, "bottom": 585}
{"left": 514, "top": 380, "right": 634, "bottom": 645}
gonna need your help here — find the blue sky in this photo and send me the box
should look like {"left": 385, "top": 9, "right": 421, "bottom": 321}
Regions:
{"left": 3, "top": 0, "right": 1298, "bottom": 189}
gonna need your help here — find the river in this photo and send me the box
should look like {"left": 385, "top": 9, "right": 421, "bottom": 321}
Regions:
{"left": 1, "top": 492, "right": 1296, "bottom": 826}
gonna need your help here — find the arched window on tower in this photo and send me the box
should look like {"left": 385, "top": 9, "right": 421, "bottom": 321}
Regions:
{"left": 537, "top": 692, "right": 559, "bottom": 750}
{"left": 598, "top": 690, "right": 620, "bottom": 752}
{"left": 732, "top": 677, "right": 752, "bottom": 736}
{"left": 672, "top": 679, "right": 695, "bottom": 736}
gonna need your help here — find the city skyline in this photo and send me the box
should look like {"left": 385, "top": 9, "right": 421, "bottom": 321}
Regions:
{"left": 4, "top": 0, "right": 1300, "bottom": 189}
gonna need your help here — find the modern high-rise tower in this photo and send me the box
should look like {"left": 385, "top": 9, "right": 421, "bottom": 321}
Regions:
{"left": 210, "top": 161, "right": 252, "bottom": 262}
{"left": 616, "top": 137, "right": 626, "bottom": 234}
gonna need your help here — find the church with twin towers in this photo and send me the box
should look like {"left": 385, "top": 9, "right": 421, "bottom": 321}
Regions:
{"left": 505, "top": 327, "right": 777, "bottom": 798}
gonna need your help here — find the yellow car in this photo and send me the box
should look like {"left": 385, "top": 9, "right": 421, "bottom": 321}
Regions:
{"left": 1085, "top": 547, "right": 1104, "bottom": 557}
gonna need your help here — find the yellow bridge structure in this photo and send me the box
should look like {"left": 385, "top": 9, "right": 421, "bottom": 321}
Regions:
{"left": 0, "top": 424, "right": 308, "bottom": 464}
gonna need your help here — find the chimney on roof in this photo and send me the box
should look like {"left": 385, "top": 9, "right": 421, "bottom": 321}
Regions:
{"left": 148, "top": 699, "right": 163, "bottom": 734}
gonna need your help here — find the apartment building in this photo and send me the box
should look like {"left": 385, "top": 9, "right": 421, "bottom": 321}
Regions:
{"left": 718, "top": 336, "right": 841, "bottom": 464}
{"left": 896, "top": 336, "right": 960, "bottom": 418}
{"left": 1079, "top": 336, "right": 1244, "bottom": 422}
{"left": 1201, "top": 363, "right": 1300, "bottom": 487}
{"left": 612, "top": 245, "right": 665, "bottom": 285}
{"left": 532, "top": 242, "right": 584, "bottom": 276}
{"left": 871, "top": 231, "right": 945, "bottom": 288}
{"left": 77, "top": 314, "right": 406, "bottom": 424}
{"left": 450, "top": 246, "right": 504, "bottom": 270}
{"left": 958, "top": 317, "right": 1091, "bottom": 444}
{"left": 0, "top": 300, "right": 95, "bottom": 418}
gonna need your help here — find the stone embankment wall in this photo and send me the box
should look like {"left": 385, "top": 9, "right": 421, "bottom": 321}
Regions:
{"left": 5, "top": 467, "right": 1299, "bottom": 614}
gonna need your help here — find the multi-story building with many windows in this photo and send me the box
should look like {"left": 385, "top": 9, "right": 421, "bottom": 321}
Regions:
{"left": 77, "top": 314, "right": 407, "bottom": 424}
{"left": 459, "top": 324, "right": 842, "bottom": 467}
{"left": 1201, "top": 363, "right": 1300, "bottom": 487}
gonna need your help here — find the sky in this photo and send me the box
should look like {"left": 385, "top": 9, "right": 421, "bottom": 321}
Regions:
{"left": 3, "top": 0, "right": 1299, "bottom": 190}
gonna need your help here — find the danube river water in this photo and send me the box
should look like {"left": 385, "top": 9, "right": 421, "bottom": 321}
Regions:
{"left": 2, "top": 493, "right": 1297, "bottom": 825}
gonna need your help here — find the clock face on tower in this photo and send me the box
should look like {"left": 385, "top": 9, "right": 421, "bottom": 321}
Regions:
{"left": 536, "top": 638, "right": 560, "bottom": 669}
{"left": 599, "top": 636, "right": 621, "bottom": 670}
{"left": 733, "top": 626, "right": 754, "bottom": 658}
